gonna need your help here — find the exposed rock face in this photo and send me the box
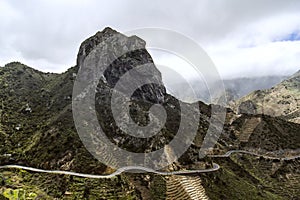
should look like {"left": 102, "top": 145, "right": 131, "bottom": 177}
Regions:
{"left": 74, "top": 27, "right": 192, "bottom": 167}
{"left": 238, "top": 100, "right": 257, "bottom": 114}
{"left": 1, "top": 27, "right": 300, "bottom": 199}
{"left": 77, "top": 27, "right": 166, "bottom": 103}
{"left": 77, "top": 27, "right": 118, "bottom": 67}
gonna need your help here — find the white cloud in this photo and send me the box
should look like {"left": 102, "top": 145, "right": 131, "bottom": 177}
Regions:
{"left": 0, "top": 0, "right": 300, "bottom": 78}
{"left": 204, "top": 12, "right": 300, "bottom": 78}
{"left": 210, "top": 40, "right": 300, "bottom": 78}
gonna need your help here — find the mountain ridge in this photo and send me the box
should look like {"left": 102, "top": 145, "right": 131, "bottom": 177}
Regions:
{"left": 233, "top": 69, "right": 300, "bottom": 123}
{"left": 0, "top": 27, "right": 299, "bottom": 199}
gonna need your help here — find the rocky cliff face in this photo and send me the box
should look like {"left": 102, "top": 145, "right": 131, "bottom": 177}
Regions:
{"left": 74, "top": 28, "right": 192, "bottom": 162}
{"left": 77, "top": 27, "right": 166, "bottom": 103}
{"left": 0, "top": 28, "right": 300, "bottom": 199}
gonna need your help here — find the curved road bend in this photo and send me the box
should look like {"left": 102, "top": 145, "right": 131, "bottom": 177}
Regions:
{"left": 0, "top": 150, "right": 299, "bottom": 179}
{"left": 208, "top": 150, "right": 300, "bottom": 161}
{"left": 0, "top": 163, "right": 220, "bottom": 179}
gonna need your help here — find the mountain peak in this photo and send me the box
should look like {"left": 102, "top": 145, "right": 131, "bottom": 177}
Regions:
{"left": 4, "top": 61, "right": 27, "bottom": 69}
{"left": 76, "top": 27, "right": 146, "bottom": 67}
{"left": 76, "top": 27, "right": 165, "bottom": 103}
{"left": 292, "top": 68, "right": 300, "bottom": 77}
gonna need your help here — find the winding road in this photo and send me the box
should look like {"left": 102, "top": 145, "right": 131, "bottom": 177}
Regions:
{"left": 208, "top": 150, "right": 300, "bottom": 161}
{"left": 0, "top": 150, "right": 299, "bottom": 179}
{"left": 0, "top": 163, "right": 220, "bottom": 179}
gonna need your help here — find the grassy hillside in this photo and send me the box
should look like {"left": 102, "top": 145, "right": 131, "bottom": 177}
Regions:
{"left": 0, "top": 28, "right": 299, "bottom": 199}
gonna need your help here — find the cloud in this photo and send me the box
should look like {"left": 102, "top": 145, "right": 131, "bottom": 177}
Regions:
{"left": 210, "top": 40, "right": 300, "bottom": 78}
{"left": 205, "top": 12, "right": 300, "bottom": 78}
{"left": 0, "top": 0, "right": 300, "bottom": 77}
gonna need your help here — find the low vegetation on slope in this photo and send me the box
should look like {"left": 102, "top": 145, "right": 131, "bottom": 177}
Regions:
{"left": 0, "top": 28, "right": 299, "bottom": 199}
{"left": 233, "top": 70, "right": 300, "bottom": 123}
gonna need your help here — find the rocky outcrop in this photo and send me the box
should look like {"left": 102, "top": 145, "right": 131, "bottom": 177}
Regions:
{"left": 1, "top": 27, "right": 300, "bottom": 199}
{"left": 77, "top": 27, "right": 166, "bottom": 103}
{"left": 238, "top": 100, "right": 257, "bottom": 114}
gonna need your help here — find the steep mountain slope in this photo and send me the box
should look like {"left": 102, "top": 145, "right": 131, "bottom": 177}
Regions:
{"left": 0, "top": 27, "right": 299, "bottom": 199}
{"left": 221, "top": 113, "right": 300, "bottom": 153}
{"left": 233, "top": 70, "right": 300, "bottom": 123}
{"left": 201, "top": 154, "right": 300, "bottom": 200}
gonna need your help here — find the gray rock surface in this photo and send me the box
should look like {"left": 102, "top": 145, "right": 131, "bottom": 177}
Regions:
{"left": 77, "top": 27, "right": 166, "bottom": 103}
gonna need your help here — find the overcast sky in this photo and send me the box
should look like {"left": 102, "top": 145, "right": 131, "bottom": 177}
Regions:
{"left": 1, "top": 0, "right": 300, "bottom": 78}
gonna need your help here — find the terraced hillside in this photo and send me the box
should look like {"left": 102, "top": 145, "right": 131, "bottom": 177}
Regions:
{"left": 201, "top": 154, "right": 300, "bottom": 200}
{"left": 233, "top": 70, "right": 300, "bottom": 123}
{"left": 0, "top": 27, "right": 300, "bottom": 199}
{"left": 166, "top": 175, "right": 209, "bottom": 200}
{"left": 223, "top": 113, "right": 300, "bottom": 152}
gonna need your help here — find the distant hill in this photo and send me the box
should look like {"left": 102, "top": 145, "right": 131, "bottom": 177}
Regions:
{"left": 0, "top": 28, "right": 299, "bottom": 199}
{"left": 166, "top": 76, "right": 287, "bottom": 104}
{"left": 223, "top": 76, "right": 288, "bottom": 101}
{"left": 233, "top": 70, "right": 300, "bottom": 123}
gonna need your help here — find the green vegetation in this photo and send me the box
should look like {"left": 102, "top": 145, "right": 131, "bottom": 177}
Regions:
{"left": 201, "top": 155, "right": 299, "bottom": 200}
{"left": 0, "top": 28, "right": 299, "bottom": 199}
{"left": 0, "top": 169, "right": 140, "bottom": 199}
